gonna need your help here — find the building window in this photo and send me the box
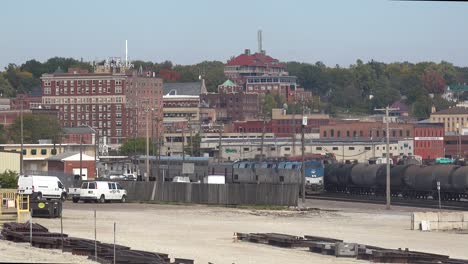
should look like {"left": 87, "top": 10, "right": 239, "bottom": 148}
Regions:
{"left": 316, "top": 147, "right": 322, "bottom": 151}
{"left": 116, "top": 87, "right": 122, "bottom": 93}
{"left": 31, "top": 149, "right": 37, "bottom": 155}
{"left": 364, "top": 147, "right": 371, "bottom": 150}
{"left": 349, "top": 147, "right": 355, "bottom": 150}
{"left": 332, "top": 147, "right": 338, "bottom": 150}
{"left": 41, "top": 149, "right": 47, "bottom": 155}
{"left": 44, "top": 88, "right": 51, "bottom": 95}
{"left": 323, "top": 131, "right": 327, "bottom": 137}
{"left": 346, "top": 131, "right": 350, "bottom": 137}
{"left": 51, "top": 149, "right": 57, "bottom": 155}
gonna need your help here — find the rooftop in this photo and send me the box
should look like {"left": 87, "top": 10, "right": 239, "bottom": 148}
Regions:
{"left": 63, "top": 126, "right": 97, "bottom": 134}
{"left": 163, "top": 82, "right": 206, "bottom": 96}
{"left": 226, "top": 52, "right": 284, "bottom": 68}
{"left": 432, "top": 106, "right": 468, "bottom": 115}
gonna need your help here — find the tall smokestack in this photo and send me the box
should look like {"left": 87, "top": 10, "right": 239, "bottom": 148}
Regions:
{"left": 125, "top": 40, "right": 128, "bottom": 67}
{"left": 257, "top": 30, "right": 262, "bottom": 54}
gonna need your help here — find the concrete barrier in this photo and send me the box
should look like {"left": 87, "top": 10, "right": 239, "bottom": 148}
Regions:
{"left": 411, "top": 211, "right": 468, "bottom": 231}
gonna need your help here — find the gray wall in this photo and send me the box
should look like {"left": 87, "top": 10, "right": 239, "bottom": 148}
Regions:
{"left": 119, "top": 182, "right": 298, "bottom": 206}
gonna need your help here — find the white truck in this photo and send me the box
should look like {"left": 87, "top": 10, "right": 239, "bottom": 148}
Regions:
{"left": 203, "top": 175, "right": 225, "bottom": 184}
{"left": 17, "top": 175, "right": 67, "bottom": 201}
{"left": 74, "top": 181, "right": 127, "bottom": 203}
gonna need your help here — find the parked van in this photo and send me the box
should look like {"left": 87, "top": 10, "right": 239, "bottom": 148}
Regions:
{"left": 203, "top": 175, "right": 225, "bottom": 184}
{"left": 77, "top": 181, "right": 127, "bottom": 203}
{"left": 17, "top": 175, "right": 67, "bottom": 201}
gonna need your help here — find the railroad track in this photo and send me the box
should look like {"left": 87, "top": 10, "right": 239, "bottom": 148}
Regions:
{"left": 306, "top": 193, "right": 468, "bottom": 211}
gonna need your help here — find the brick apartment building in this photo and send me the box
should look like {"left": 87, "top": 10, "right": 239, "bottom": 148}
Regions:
{"left": 413, "top": 123, "right": 445, "bottom": 161}
{"left": 41, "top": 68, "right": 163, "bottom": 146}
{"left": 201, "top": 80, "right": 260, "bottom": 122}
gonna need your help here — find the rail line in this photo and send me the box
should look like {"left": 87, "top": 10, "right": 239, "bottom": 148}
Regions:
{"left": 306, "top": 193, "right": 468, "bottom": 211}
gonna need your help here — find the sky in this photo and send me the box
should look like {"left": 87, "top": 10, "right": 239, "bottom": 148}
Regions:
{"left": 1, "top": 0, "right": 468, "bottom": 68}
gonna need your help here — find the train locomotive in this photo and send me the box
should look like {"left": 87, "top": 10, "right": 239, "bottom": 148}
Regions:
{"left": 324, "top": 163, "right": 468, "bottom": 200}
{"left": 231, "top": 159, "right": 325, "bottom": 192}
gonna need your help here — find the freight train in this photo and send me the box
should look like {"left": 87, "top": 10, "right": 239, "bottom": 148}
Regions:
{"left": 324, "top": 163, "right": 468, "bottom": 200}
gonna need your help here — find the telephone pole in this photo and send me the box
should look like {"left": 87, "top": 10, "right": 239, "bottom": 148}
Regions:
{"left": 301, "top": 101, "right": 307, "bottom": 204}
{"left": 145, "top": 108, "right": 150, "bottom": 182}
{"left": 20, "top": 100, "right": 24, "bottom": 175}
{"left": 374, "top": 106, "right": 398, "bottom": 210}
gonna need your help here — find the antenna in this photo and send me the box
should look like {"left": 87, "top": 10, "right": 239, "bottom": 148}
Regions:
{"left": 125, "top": 40, "right": 128, "bottom": 67}
{"left": 257, "top": 29, "right": 262, "bottom": 53}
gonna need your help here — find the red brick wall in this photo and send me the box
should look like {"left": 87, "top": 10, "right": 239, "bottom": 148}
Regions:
{"left": 64, "top": 160, "right": 96, "bottom": 179}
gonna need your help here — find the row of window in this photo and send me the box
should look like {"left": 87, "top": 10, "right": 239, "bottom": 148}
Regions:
{"left": 20, "top": 149, "right": 57, "bottom": 155}
{"left": 323, "top": 129, "right": 411, "bottom": 138}
{"left": 44, "top": 79, "right": 123, "bottom": 87}
{"left": 43, "top": 97, "right": 124, "bottom": 104}
{"left": 44, "top": 86, "right": 122, "bottom": 95}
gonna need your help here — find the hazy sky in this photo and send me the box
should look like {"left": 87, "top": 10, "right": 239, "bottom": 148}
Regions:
{"left": 1, "top": 0, "right": 468, "bottom": 68}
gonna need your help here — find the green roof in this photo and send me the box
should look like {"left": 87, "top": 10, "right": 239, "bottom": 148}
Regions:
{"left": 221, "top": 80, "right": 236, "bottom": 86}
{"left": 448, "top": 85, "right": 468, "bottom": 92}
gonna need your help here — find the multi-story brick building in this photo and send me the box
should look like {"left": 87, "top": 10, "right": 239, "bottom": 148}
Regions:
{"left": 444, "top": 135, "right": 468, "bottom": 159}
{"left": 413, "top": 123, "right": 445, "bottom": 161}
{"left": 233, "top": 109, "right": 329, "bottom": 136}
{"left": 126, "top": 72, "right": 163, "bottom": 139}
{"left": 40, "top": 68, "right": 163, "bottom": 146}
{"left": 224, "top": 49, "right": 288, "bottom": 86}
{"left": 201, "top": 91, "right": 260, "bottom": 122}
{"left": 319, "top": 121, "right": 414, "bottom": 140}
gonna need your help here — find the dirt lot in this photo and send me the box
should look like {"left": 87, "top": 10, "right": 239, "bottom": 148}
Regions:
{"left": 1, "top": 199, "right": 468, "bottom": 264}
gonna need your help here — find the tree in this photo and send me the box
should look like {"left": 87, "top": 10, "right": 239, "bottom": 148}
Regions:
{"left": 0, "top": 170, "right": 19, "bottom": 188}
{"left": 411, "top": 97, "right": 432, "bottom": 119}
{"left": 186, "top": 133, "right": 202, "bottom": 156}
{"left": 422, "top": 69, "right": 446, "bottom": 94}
{"left": 0, "top": 124, "right": 6, "bottom": 144}
{"left": 0, "top": 74, "right": 15, "bottom": 97}
{"left": 119, "top": 138, "right": 154, "bottom": 155}
{"left": 8, "top": 114, "right": 63, "bottom": 144}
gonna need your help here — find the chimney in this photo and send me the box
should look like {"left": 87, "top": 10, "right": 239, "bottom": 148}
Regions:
{"left": 244, "top": 49, "right": 251, "bottom": 55}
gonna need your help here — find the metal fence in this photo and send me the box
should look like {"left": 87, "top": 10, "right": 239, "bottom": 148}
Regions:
{"left": 119, "top": 182, "right": 298, "bottom": 206}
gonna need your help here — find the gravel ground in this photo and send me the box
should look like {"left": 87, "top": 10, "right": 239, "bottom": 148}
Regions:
{"left": 1, "top": 199, "right": 467, "bottom": 264}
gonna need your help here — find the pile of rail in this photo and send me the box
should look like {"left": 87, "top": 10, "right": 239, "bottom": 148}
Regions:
{"left": 1, "top": 222, "right": 194, "bottom": 264}
{"left": 236, "top": 232, "right": 468, "bottom": 264}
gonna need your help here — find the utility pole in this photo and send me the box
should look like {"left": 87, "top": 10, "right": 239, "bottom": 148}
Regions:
{"left": 260, "top": 116, "right": 266, "bottom": 161}
{"left": 20, "top": 99, "right": 24, "bottom": 175}
{"left": 155, "top": 117, "right": 160, "bottom": 182}
{"left": 182, "top": 123, "right": 185, "bottom": 162}
{"left": 80, "top": 134, "right": 83, "bottom": 180}
{"left": 145, "top": 108, "right": 150, "bottom": 182}
{"left": 456, "top": 124, "right": 461, "bottom": 159}
{"left": 375, "top": 106, "right": 398, "bottom": 210}
{"left": 218, "top": 122, "right": 223, "bottom": 162}
{"left": 301, "top": 101, "right": 306, "bottom": 204}
{"left": 189, "top": 116, "right": 193, "bottom": 157}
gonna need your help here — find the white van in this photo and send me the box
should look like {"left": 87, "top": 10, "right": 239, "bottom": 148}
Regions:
{"left": 203, "top": 175, "right": 225, "bottom": 184}
{"left": 17, "top": 175, "right": 67, "bottom": 201}
{"left": 172, "top": 176, "right": 190, "bottom": 183}
{"left": 78, "top": 181, "right": 127, "bottom": 203}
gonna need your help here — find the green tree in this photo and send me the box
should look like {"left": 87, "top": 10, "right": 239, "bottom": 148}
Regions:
{"left": 0, "top": 124, "right": 6, "bottom": 144}
{"left": 119, "top": 138, "right": 154, "bottom": 155}
{"left": 0, "top": 74, "right": 15, "bottom": 97}
{"left": 411, "top": 97, "right": 432, "bottom": 119}
{"left": 0, "top": 170, "right": 19, "bottom": 188}
{"left": 8, "top": 114, "right": 63, "bottom": 144}
{"left": 186, "top": 133, "right": 202, "bottom": 156}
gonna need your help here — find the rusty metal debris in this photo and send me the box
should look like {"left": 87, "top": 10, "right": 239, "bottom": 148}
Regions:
{"left": 235, "top": 232, "right": 468, "bottom": 263}
{"left": 1, "top": 222, "right": 194, "bottom": 264}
